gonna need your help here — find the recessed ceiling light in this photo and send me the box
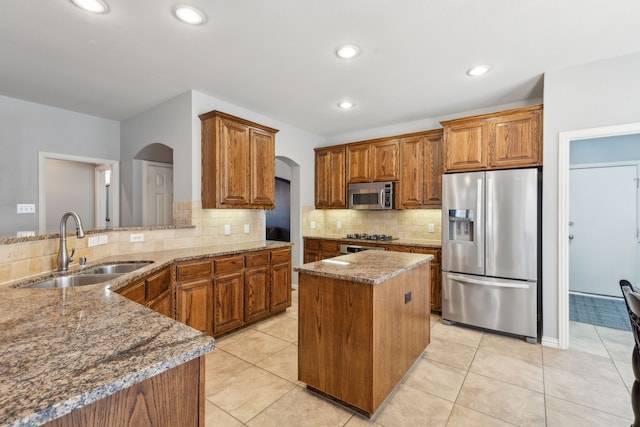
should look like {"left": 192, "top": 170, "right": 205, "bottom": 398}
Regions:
{"left": 467, "top": 64, "right": 492, "bottom": 77}
{"left": 70, "top": 0, "right": 109, "bottom": 14}
{"left": 338, "top": 100, "right": 355, "bottom": 110}
{"left": 173, "top": 4, "right": 207, "bottom": 25}
{"left": 336, "top": 44, "right": 361, "bottom": 59}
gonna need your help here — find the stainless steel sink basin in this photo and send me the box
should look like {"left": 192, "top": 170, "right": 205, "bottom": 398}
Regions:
{"left": 79, "top": 262, "right": 153, "bottom": 275}
{"left": 21, "top": 262, "right": 153, "bottom": 288}
{"left": 23, "top": 273, "right": 123, "bottom": 289}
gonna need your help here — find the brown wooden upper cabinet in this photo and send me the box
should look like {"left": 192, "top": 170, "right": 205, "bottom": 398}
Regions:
{"left": 398, "top": 130, "right": 443, "bottom": 208}
{"left": 315, "top": 146, "right": 347, "bottom": 208}
{"left": 441, "top": 104, "right": 542, "bottom": 172}
{"left": 200, "top": 110, "right": 279, "bottom": 209}
{"left": 347, "top": 139, "right": 399, "bottom": 183}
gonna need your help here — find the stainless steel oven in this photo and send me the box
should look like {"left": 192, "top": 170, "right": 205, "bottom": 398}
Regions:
{"left": 339, "top": 244, "right": 386, "bottom": 255}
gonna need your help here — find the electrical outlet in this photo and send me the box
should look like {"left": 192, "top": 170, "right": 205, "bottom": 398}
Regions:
{"left": 16, "top": 204, "right": 36, "bottom": 214}
{"left": 310, "top": 221, "right": 316, "bottom": 229}
{"left": 98, "top": 235, "right": 108, "bottom": 245}
{"left": 88, "top": 236, "right": 99, "bottom": 247}
{"left": 244, "top": 224, "right": 250, "bottom": 234}
{"left": 428, "top": 223, "right": 435, "bottom": 233}
{"left": 224, "top": 225, "right": 231, "bottom": 235}
{"left": 337, "top": 220, "right": 342, "bottom": 229}
{"left": 129, "top": 233, "right": 144, "bottom": 243}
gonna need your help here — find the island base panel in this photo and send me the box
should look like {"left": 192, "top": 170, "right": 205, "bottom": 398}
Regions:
{"left": 298, "top": 263, "right": 430, "bottom": 415}
{"left": 43, "top": 356, "right": 205, "bottom": 427}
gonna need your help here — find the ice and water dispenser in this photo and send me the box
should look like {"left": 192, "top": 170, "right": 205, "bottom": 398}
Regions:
{"left": 448, "top": 209, "right": 474, "bottom": 242}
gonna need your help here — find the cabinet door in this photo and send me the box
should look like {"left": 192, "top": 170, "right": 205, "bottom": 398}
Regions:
{"left": 315, "top": 147, "right": 346, "bottom": 208}
{"left": 148, "top": 291, "right": 173, "bottom": 318}
{"left": 347, "top": 144, "right": 370, "bottom": 183}
{"left": 412, "top": 247, "right": 442, "bottom": 313}
{"left": 371, "top": 139, "right": 399, "bottom": 182}
{"left": 214, "top": 272, "right": 244, "bottom": 335}
{"left": 218, "top": 117, "right": 250, "bottom": 206}
{"left": 117, "top": 279, "right": 146, "bottom": 304}
{"left": 250, "top": 128, "right": 275, "bottom": 207}
{"left": 490, "top": 109, "right": 542, "bottom": 168}
{"left": 399, "top": 136, "right": 424, "bottom": 208}
{"left": 271, "top": 249, "right": 292, "bottom": 312}
{"left": 443, "top": 121, "right": 488, "bottom": 172}
{"left": 176, "top": 279, "right": 213, "bottom": 335}
{"left": 423, "top": 130, "right": 443, "bottom": 206}
{"left": 244, "top": 265, "right": 270, "bottom": 323}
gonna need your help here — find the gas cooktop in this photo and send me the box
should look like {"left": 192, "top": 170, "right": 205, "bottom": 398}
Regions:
{"left": 345, "top": 233, "right": 396, "bottom": 241}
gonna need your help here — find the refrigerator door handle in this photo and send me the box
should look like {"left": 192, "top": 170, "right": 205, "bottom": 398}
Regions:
{"left": 446, "top": 274, "right": 530, "bottom": 289}
{"left": 476, "top": 178, "right": 483, "bottom": 268}
{"left": 487, "top": 176, "right": 494, "bottom": 257}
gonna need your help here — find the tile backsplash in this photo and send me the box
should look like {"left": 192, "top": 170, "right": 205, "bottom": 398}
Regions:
{"left": 302, "top": 207, "right": 442, "bottom": 241}
{"left": 0, "top": 202, "right": 265, "bottom": 284}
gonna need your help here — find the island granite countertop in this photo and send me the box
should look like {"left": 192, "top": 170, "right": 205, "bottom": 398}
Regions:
{"left": 0, "top": 240, "right": 292, "bottom": 427}
{"left": 294, "top": 249, "right": 433, "bottom": 285}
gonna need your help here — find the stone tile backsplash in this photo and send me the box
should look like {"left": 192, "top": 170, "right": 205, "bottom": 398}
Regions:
{"left": 0, "top": 203, "right": 265, "bottom": 284}
{"left": 302, "top": 206, "right": 442, "bottom": 241}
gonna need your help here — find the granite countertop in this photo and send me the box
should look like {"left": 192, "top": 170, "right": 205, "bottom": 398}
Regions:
{"left": 294, "top": 250, "right": 433, "bottom": 285}
{"left": 0, "top": 240, "right": 292, "bottom": 427}
{"left": 303, "top": 234, "right": 441, "bottom": 248}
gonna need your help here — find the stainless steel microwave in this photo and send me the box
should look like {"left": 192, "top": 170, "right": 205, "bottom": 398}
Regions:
{"left": 348, "top": 182, "right": 395, "bottom": 210}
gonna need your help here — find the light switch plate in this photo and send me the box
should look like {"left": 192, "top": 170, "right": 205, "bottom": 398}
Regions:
{"left": 310, "top": 221, "right": 316, "bottom": 229}
{"left": 428, "top": 223, "right": 435, "bottom": 233}
{"left": 17, "top": 204, "right": 36, "bottom": 214}
{"left": 98, "top": 235, "right": 108, "bottom": 245}
{"left": 88, "top": 236, "right": 99, "bottom": 247}
{"left": 337, "top": 221, "right": 342, "bottom": 229}
{"left": 244, "top": 224, "right": 250, "bottom": 234}
{"left": 129, "top": 233, "right": 144, "bottom": 243}
{"left": 16, "top": 231, "right": 35, "bottom": 237}
{"left": 224, "top": 225, "right": 231, "bottom": 235}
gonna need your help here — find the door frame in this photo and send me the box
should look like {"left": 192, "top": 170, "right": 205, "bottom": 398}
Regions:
{"left": 141, "top": 160, "right": 173, "bottom": 226}
{"left": 38, "top": 152, "right": 119, "bottom": 233}
{"left": 558, "top": 122, "right": 640, "bottom": 349}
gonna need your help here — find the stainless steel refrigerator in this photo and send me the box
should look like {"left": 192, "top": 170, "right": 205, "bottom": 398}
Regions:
{"left": 441, "top": 168, "right": 540, "bottom": 343}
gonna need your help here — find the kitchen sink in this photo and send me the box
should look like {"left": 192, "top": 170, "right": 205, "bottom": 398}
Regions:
{"left": 79, "top": 262, "right": 153, "bottom": 275}
{"left": 23, "top": 273, "right": 123, "bottom": 289}
{"left": 21, "top": 261, "right": 153, "bottom": 288}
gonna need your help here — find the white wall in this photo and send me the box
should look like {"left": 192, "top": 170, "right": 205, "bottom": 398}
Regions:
{"left": 120, "top": 92, "right": 192, "bottom": 225}
{"left": 0, "top": 94, "right": 119, "bottom": 236}
{"left": 543, "top": 51, "right": 640, "bottom": 342}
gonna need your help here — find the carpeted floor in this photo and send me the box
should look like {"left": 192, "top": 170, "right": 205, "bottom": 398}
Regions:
{"left": 569, "top": 292, "right": 631, "bottom": 331}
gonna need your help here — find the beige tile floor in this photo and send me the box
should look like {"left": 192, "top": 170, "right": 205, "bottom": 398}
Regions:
{"left": 205, "top": 290, "right": 636, "bottom": 426}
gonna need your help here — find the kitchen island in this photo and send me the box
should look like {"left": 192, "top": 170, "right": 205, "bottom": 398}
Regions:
{"left": 294, "top": 250, "right": 432, "bottom": 417}
{"left": 0, "top": 241, "right": 290, "bottom": 427}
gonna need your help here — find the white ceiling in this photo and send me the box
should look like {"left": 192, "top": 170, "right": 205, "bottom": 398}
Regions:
{"left": 1, "top": 0, "right": 639, "bottom": 137}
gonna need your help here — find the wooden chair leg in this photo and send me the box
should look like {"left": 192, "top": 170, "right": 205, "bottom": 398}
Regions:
{"left": 632, "top": 347, "right": 640, "bottom": 427}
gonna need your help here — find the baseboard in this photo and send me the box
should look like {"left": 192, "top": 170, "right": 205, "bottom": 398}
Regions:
{"left": 541, "top": 336, "right": 559, "bottom": 348}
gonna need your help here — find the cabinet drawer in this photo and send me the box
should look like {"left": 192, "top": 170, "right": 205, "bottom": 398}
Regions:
{"left": 176, "top": 260, "right": 213, "bottom": 282}
{"left": 147, "top": 268, "right": 170, "bottom": 301}
{"left": 271, "top": 248, "right": 291, "bottom": 264}
{"left": 245, "top": 251, "right": 269, "bottom": 268}
{"left": 118, "top": 279, "right": 146, "bottom": 304}
{"left": 215, "top": 256, "right": 244, "bottom": 274}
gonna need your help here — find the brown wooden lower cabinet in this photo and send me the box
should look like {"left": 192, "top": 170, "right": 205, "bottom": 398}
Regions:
{"left": 116, "top": 266, "right": 174, "bottom": 317}
{"left": 304, "top": 238, "right": 442, "bottom": 312}
{"left": 176, "top": 279, "right": 213, "bottom": 335}
{"left": 43, "top": 357, "right": 205, "bottom": 427}
{"left": 174, "top": 247, "right": 292, "bottom": 338}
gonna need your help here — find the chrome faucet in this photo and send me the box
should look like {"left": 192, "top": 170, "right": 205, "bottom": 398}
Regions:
{"left": 57, "top": 211, "right": 86, "bottom": 271}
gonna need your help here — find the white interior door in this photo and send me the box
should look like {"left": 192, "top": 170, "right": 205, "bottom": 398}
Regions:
{"left": 569, "top": 163, "right": 638, "bottom": 296}
{"left": 143, "top": 162, "right": 173, "bottom": 226}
